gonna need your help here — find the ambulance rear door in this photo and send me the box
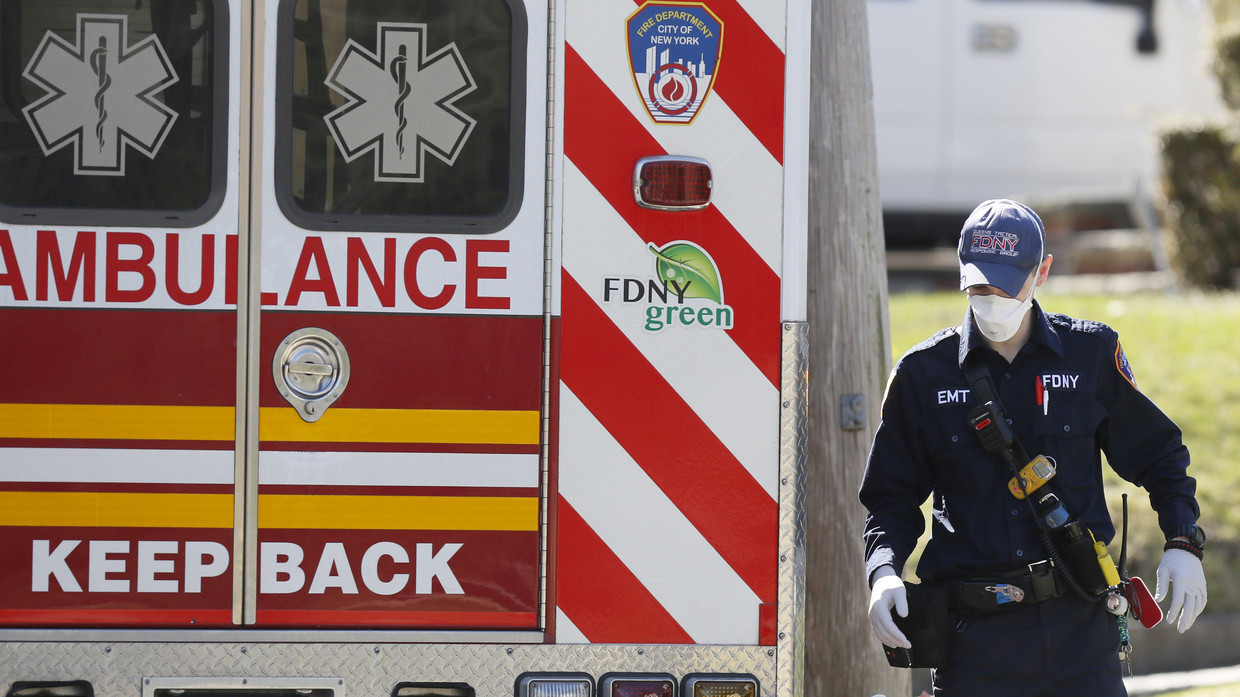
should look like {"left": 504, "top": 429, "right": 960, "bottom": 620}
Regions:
{"left": 0, "top": 0, "right": 238, "bottom": 626}
{"left": 245, "top": 0, "right": 549, "bottom": 630}
{"left": 0, "top": 0, "right": 551, "bottom": 632}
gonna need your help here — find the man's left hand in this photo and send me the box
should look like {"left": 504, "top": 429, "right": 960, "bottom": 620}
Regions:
{"left": 1156, "top": 548, "right": 1207, "bottom": 632}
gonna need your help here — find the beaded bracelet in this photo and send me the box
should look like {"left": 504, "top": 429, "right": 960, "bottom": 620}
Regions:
{"left": 1164, "top": 538, "right": 1204, "bottom": 560}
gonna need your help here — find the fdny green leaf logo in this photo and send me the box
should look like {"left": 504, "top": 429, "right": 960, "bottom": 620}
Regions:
{"left": 648, "top": 242, "right": 723, "bottom": 304}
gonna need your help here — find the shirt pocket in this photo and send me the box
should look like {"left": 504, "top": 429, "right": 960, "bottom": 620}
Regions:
{"left": 922, "top": 404, "right": 1000, "bottom": 495}
{"left": 1031, "top": 396, "right": 1105, "bottom": 493}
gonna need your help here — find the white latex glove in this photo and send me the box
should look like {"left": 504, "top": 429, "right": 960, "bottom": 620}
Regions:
{"left": 868, "top": 565, "right": 910, "bottom": 648}
{"left": 1155, "top": 548, "right": 1207, "bottom": 633}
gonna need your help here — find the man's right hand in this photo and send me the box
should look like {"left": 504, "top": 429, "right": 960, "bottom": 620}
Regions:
{"left": 869, "top": 565, "right": 911, "bottom": 648}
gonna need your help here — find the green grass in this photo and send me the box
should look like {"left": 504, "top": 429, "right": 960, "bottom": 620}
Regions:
{"left": 888, "top": 290, "right": 1240, "bottom": 611}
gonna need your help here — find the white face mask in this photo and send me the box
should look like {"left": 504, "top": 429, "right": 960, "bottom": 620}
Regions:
{"left": 969, "top": 291, "right": 1034, "bottom": 342}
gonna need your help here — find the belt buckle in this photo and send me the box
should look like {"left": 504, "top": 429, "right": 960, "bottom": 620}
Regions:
{"left": 1027, "top": 559, "right": 1053, "bottom": 576}
{"left": 1026, "top": 559, "right": 1060, "bottom": 601}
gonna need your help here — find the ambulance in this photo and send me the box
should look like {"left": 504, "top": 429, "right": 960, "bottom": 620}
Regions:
{"left": 0, "top": 1, "right": 813, "bottom": 697}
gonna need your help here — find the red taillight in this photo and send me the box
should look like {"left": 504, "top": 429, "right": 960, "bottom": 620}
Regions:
{"left": 633, "top": 156, "right": 712, "bottom": 210}
{"left": 601, "top": 676, "right": 675, "bottom": 697}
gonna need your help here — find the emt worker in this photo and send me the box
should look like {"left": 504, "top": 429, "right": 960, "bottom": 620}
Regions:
{"left": 860, "top": 199, "right": 1207, "bottom": 696}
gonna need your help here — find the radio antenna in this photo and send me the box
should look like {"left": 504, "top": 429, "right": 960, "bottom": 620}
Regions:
{"left": 1119, "top": 493, "right": 1129, "bottom": 578}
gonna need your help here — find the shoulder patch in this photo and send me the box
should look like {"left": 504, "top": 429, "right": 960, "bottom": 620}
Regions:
{"left": 1115, "top": 340, "right": 1137, "bottom": 388}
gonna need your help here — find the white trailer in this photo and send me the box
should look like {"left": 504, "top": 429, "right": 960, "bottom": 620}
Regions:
{"left": 869, "top": 0, "right": 1227, "bottom": 242}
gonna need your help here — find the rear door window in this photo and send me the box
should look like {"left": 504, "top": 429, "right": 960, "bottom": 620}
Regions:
{"left": 275, "top": 0, "right": 526, "bottom": 232}
{"left": 0, "top": 0, "right": 228, "bottom": 226}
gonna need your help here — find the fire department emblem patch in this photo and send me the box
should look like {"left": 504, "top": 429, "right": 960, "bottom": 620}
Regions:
{"left": 1115, "top": 340, "right": 1137, "bottom": 388}
{"left": 626, "top": 2, "right": 723, "bottom": 125}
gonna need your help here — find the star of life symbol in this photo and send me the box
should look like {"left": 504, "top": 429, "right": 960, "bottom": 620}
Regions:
{"left": 324, "top": 23, "right": 476, "bottom": 183}
{"left": 22, "top": 14, "right": 178, "bottom": 177}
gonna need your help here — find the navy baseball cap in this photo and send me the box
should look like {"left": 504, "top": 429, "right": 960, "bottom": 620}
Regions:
{"left": 958, "top": 199, "right": 1046, "bottom": 298}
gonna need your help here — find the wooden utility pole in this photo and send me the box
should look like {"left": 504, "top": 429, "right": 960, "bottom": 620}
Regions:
{"left": 805, "top": 0, "right": 908, "bottom": 696}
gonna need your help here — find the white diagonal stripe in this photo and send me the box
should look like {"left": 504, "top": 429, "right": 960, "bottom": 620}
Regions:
{"left": 554, "top": 607, "right": 590, "bottom": 644}
{"left": 559, "top": 386, "right": 761, "bottom": 644}
{"left": 736, "top": 0, "right": 789, "bottom": 51}
{"left": 563, "top": 161, "right": 779, "bottom": 500}
{"left": 567, "top": 2, "right": 784, "bottom": 272}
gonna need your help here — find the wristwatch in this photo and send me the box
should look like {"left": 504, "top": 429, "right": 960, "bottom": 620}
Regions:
{"left": 1165, "top": 524, "right": 1206, "bottom": 559}
{"left": 1167, "top": 523, "right": 1207, "bottom": 548}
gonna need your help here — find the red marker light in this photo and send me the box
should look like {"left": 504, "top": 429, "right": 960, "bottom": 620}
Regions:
{"left": 602, "top": 676, "right": 675, "bottom": 697}
{"left": 634, "top": 156, "right": 712, "bottom": 210}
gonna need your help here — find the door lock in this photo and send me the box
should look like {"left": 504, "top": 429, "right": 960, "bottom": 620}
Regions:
{"left": 273, "top": 327, "right": 350, "bottom": 422}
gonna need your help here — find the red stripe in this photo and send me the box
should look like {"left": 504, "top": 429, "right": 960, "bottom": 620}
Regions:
{"left": 1, "top": 308, "right": 543, "bottom": 409}
{"left": 255, "top": 610, "right": 537, "bottom": 628}
{"left": 256, "top": 485, "right": 537, "bottom": 498}
{"left": 629, "top": 0, "right": 785, "bottom": 161}
{"left": 542, "top": 316, "right": 562, "bottom": 642}
{"left": 564, "top": 46, "right": 780, "bottom": 387}
{"left": 555, "top": 497, "right": 692, "bottom": 643}
{"left": 0, "top": 482, "right": 233, "bottom": 494}
{"left": 0, "top": 609, "right": 233, "bottom": 626}
{"left": 262, "top": 442, "right": 540, "bottom": 454}
{"left": 255, "top": 530, "right": 539, "bottom": 620}
{"left": 260, "top": 312, "right": 544, "bottom": 411}
{"left": 561, "top": 274, "right": 776, "bottom": 602}
{"left": 0, "top": 438, "right": 234, "bottom": 450}
{"left": 0, "top": 308, "right": 235, "bottom": 406}
{"left": 759, "top": 601, "right": 777, "bottom": 646}
{"left": 0, "top": 527, "right": 233, "bottom": 619}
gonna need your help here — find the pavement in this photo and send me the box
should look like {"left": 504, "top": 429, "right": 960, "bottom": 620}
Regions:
{"left": 1124, "top": 664, "right": 1240, "bottom": 695}
{"left": 906, "top": 663, "right": 1240, "bottom": 697}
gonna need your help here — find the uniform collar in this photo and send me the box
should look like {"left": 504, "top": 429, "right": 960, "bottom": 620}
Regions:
{"left": 958, "top": 299, "right": 1063, "bottom": 367}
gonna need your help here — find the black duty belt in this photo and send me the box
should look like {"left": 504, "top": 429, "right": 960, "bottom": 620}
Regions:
{"left": 953, "top": 560, "right": 1065, "bottom": 615}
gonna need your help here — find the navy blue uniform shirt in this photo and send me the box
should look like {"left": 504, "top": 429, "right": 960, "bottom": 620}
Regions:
{"left": 861, "top": 300, "right": 1199, "bottom": 584}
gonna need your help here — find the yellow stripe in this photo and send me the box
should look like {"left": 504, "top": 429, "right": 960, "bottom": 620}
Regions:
{"left": 0, "top": 404, "right": 234, "bottom": 441}
{"left": 0, "top": 492, "right": 233, "bottom": 528}
{"left": 258, "top": 495, "right": 539, "bottom": 531}
{"left": 0, "top": 404, "right": 540, "bottom": 445}
{"left": 0, "top": 492, "right": 537, "bottom": 532}
{"left": 258, "top": 407, "right": 541, "bottom": 445}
